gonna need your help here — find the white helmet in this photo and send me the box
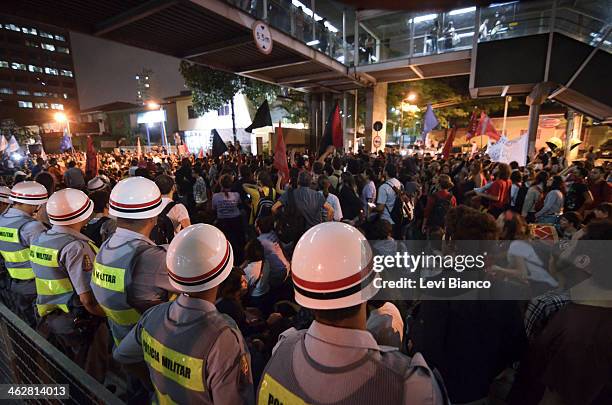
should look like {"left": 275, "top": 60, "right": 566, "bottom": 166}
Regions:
{"left": 109, "top": 176, "right": 163, "bottom": 219}
{"left": 47, "top": 188, "right": 94, "bottom": 226}
{"left": 87, "top": 176, "right": 106, "bottom": 192}
{"left": 166, "top": 224, "right": 234, "bottom": 293}
{"left": 292, "top": 222, "right": 377, "bottom": 310}
{"left": 0, "top": 186, "right": 11, "bottom": 204}
{"left": 10, "top": 181, "right": 48, "bottom": 205}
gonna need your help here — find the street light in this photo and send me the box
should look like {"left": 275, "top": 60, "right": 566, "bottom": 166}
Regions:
{"left": 54, "top": 112, "right": 70, "bottom": 135}
{"left": 144, "top": 100, "right": 168, "bottom": 149}
{"left": 406, "top": 92, "right": 417, "bottom": 102}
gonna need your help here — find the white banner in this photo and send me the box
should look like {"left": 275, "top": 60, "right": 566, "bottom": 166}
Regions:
{"left": 486, "top": 134, "right": 528, "bottom": 166}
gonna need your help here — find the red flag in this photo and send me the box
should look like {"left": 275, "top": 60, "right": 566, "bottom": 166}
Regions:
{"left": 85, "top": 136, "right": 98, "bottom": 179}
{"left": 198, "top": 147, "right": 204, "bottom": 159}
{"left": 318, "top": 104, "right": 343, "bottom": 155}
{"left": 466, "top": 110, "right": 479, "bottom": 140}
{"left": 273, "top": 122, "right": 290, "bottom": 184}
{"left": 441, "top": 126, "right": 458, "bottom": 159}
{"left": 476, "top": 111, "right": 501, "bottom": 141}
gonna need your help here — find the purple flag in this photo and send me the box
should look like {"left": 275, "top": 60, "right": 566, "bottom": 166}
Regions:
{"left": 421, "top": 103, "right": 439, "bottom": 141}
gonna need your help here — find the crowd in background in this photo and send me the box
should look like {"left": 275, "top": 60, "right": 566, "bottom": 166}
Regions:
{"left": 0, "top": 142, "right": 611, "bottom": 404}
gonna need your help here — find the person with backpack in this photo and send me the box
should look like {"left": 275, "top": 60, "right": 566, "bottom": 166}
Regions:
{"left": 375, "top": 163, "right": 412, "bottom": 239}
{"left": 522, "top": 171, "right": 548, "bottom": 223}
{"left": 81, "top": 190, "right": 116, "bottom": 247}
{"left": 154, "top": 174, "right": 191, "bottom": 236}
{"left": 421, "top": 174, "right": 457, "bottom": 236}
{"left": 509, "top": 170, "right": 527, "bottom": 213}
{"left": 318, "top": 175, "right": 342, "bottom": 221}
{"left": 243, "top": 170, "right": 277, "bottom": 224}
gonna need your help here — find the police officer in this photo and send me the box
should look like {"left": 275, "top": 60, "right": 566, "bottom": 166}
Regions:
{"left": 0, "top": 181, "right": 48, "bottom": 326}
{"left": 257, "top": 222, "right": 448, "bottom": 405}
{"left": 30, "top": 188, "right": 107, "bottom": 380}
{"left": 0, "top": 185, "right": 12, "bottom": 306}
{"left": 91, "top": 176, "right": 178, "bottom": 347}
{"left": 114, "top": 224, "right": 253, "bottom": 404}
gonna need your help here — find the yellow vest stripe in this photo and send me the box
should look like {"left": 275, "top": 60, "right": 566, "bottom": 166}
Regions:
{"left": 1, "top": 248, "right": 31, "bottom": 263}
{"left": 92, "top": 262, "right": 126, "bottom": 292}
{"left": 35, "top": 277, "right": 74, "bottom": 296}
{"left": 153, "top": 384, "right": 179, "bottom": 405}
{"left": 6, "top": 267, "right": 35, "bottom": 280}
{"left": 29, "top": 245, "right": 60, "bottom": 267}
{"left": 258, "top": 373, "right": 308, "bottom": 405}
{"left": 99, "top": 304, "right": 140, "bottom": 326}
{"left": 0, "top": 227, "right": 20, "bottom": 243}
{"left": 36, "top": 303, "right": 69, "bottom": 317}
{"left": 141, "top": 329, "right": 205, "bottom": 392}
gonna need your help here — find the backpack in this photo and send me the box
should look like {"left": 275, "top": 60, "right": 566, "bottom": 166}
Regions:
{"left": 385, "top": 181, "right": 414, "bottom": 226}
{"left": 82, "top": 216, "right": 111, "bottom": 247}
{"left": 256, "top": 187, "right": 275, "bottom": 220}
{"left": 428, "top": 193, "right": 453, "bottom": 229}
{"left": 275, "top": 189, "right": 306, "bottom": 244}
{"left": 150, "top": 201, "right": 177, "bottom": 245}
{"left": 513, "top": 184, "right": 529, "bottom": 213}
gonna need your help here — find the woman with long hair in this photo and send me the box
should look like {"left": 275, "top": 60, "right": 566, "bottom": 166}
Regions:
{"left": 535, "top": 174, "right": 565, "bottom": 224}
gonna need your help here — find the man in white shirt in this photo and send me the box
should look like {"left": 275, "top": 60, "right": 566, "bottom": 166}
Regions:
{"left": 154, "top": 174, "right": 191, "bottom": 234}
{"left": 375, "top": 163, "right": 402, "bottom": 225}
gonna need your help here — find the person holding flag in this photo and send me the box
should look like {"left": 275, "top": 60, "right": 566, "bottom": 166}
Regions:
{"left": 318, "top": 104, "right": 343, "bottom": 156}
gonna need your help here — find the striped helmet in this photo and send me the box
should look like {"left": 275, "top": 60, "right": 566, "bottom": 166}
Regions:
{"left": 166, "top": 224, "right": 234, "bottom": 293}
{"left": 109, "top": 176, "right": 163, "bottom": 219}
{"left": 0, "top": 186, "right": 11, "bottom": 204}
{"left": 9, "top": 181, "right": 48, "bottom": 205}
{"left": 292, "top": 222, "right": 378, "bottom": 310}
{"left": 47, "top": 188, "right": 93, "bottom": 226}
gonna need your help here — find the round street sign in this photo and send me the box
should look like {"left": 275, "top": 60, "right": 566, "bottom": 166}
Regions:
{"left": 252, "top": 21, "right": 273, "bottom": 55}
{"left": 373, "top": 121, "right": 383, "bottom": 131}
{"left": 373, "top": 135, "right": 382, "bottom": 148}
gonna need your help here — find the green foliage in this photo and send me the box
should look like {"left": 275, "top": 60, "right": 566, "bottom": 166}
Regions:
{"left": 387, "top": 77, "right": 520, "bottom": 134}
{"left": 180, "top": 61, "right": 278, "bottom": 116}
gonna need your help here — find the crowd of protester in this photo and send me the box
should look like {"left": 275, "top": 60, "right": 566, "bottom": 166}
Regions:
{"left": 0, "top": 142, "right": 610, "bottom": 404}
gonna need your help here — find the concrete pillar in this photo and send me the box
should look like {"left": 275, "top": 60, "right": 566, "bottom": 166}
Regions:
{"left": 526, "top": 103, "right": 541, "bottom": 159}
{"left": 364, "top": 82, "right": 388, "bottom": 153}
{"left": 525, "top": 82, "right": 554, "bottom": 159}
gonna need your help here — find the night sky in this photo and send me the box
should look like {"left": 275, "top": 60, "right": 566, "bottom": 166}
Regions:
{"left": 70, "top": 32, "right": 186, "bottom": 110}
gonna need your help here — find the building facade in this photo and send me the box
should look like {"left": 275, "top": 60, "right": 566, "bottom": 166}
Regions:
{"left": 0, "top": 14, "right": 78, "bottom": 126}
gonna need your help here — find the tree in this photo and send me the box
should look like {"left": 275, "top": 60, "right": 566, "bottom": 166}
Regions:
{"left": 180, "top": 61, "right": 278, "bottom": 116}
{"left": 386, "top": 77, "right": 520, "bottom": 136}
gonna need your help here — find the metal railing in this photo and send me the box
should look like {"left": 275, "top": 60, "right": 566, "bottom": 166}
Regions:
{"left": 0, "top": 302, "right": 123, "bottom": 404}
{"left": 226, "top": 0, "right": 612, "bottom": 68}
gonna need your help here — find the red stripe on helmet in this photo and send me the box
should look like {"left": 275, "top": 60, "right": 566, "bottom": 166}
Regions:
{"left": 167, "top": 241, "right": 231, "bottom": 283}
{"left": 292, "top": 258, "right": 373, "bottom": 292}
{"left": 110, "top": 195, "right": 161, "bottom": 209}
{"left": 48, "top": 199, "right": 90, "bottom": 219}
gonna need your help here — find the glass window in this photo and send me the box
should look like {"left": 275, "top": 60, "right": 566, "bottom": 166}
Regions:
{"left": 21, "top": 27, "right": 37, "bottom": 35}
{"left": 33, "top": 91, "right": 45, "bottom": 97}
{"left": 44, "top": 67, "right": 59, "bottom": 75}
{"left": 60, "top": 69, "right": 73, "bottom": 77}
{"left": 0, "top": 61, "right": 8, "bottom": 68}
{"left": 4, "top": 24, "right": 21, "bottom": 32}
{"left": 56, "top": 46, "right": 69, "bottom": 54}
{"left": 0, "top": 88, "right": 13, "bottom": 94}
{"left": 25, "top": 40, "right": 39, "bottom": 48}
{"left": 187, "top": 105, "right": 199, "bottom": 119}
{"left": 50, "top": 103, "right": 64, "bottom": 110}
{"left": 39, "top": 31, "right": 54, "bottom": 39}
{"left": 412, "top": 13, "right": 442, "bottom": 57}
{"left": 18, "top": 101, "right": 33, "bottom": 108}
{"left": 41, "top": 43, "right": 55, "bottom": 51}
{"left": 63, "top": 93, "right": 69, "bottom": 99}
{"left": 16, "top": 90, "right": 30, "bottom": 95}
{"left": 217, "top": 104, "right": 230, "bottom": 116}
{"left": 54, "top": 34, "right": 65, "bottom": 41}
{"left": 34, "top": 102, "right": 49, "bottom": 109}
{"left": 28, "top": 65, "right": 43, "bottom": 73}
{"left": 11, "top": 62, "right": 27, "bottom": 70}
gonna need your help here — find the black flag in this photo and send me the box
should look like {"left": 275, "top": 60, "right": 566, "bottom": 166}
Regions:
{"left": 211, "top": 129, "right": 228, "bottom": 158}
{"left": 245, "top": 100, "right": 272, "bottom": 133}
